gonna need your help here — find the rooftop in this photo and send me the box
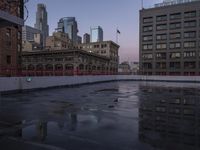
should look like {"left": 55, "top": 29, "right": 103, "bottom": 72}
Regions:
{"left": 154, "top": 0, "right": 200, "bottom": 8}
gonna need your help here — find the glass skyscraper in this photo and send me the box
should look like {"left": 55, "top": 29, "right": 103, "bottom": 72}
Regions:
{"left": 57, "top": 17, "right": 78, "bottom": 44}
{"left": 90, "top": 26, "right": 103, "bottom": 42}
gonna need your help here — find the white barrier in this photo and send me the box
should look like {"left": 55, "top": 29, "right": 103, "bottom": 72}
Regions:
{"left": 0, "top": 75, "right": 200, "bottom": 93}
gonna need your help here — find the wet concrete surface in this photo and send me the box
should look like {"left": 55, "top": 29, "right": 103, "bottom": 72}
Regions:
{"left": 0, "top": 81, "right": 200, "bottom": 150}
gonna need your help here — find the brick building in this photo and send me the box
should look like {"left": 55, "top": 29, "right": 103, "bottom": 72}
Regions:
{"left": 0, "top": 0, "right": 24, "bottom": 76}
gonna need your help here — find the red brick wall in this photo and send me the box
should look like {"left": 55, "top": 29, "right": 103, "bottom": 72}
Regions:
{"left": 0, "top": 0, "right": 23, "bottom": 76}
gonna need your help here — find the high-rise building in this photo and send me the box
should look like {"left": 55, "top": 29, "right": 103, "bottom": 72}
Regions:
{"left": 57, "top": 17, "right": 78, "bottom": 44}
{"left": 83, "top": 33, "right": 90, "bottom": 44}
{"left": 34, "top": 3, "right": 49, "bottom": 47}
{"left": 140, "top": 0, "right": 200, "bottom": 76}
{"left": 0, "top": 0, "right": 24, "bottom": 76}
{"left": 22, "top": 25, "right": 41, "bottom": 42}
{"left": 77, "top": 36, "right": 82, "bottom": 44}
{"left": 90, "top": 26, "right": 103, "bottom": 42}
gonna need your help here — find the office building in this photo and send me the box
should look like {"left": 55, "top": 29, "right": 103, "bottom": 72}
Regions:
{"left": 0, "top": 0, "right": 24, "bottom": 76}
{"left": 83, "top": 33, "right": 90, "bottom": 44}
{"left": 77, "top": 35, "right": 82, "bottom": 44}
{"left": 90, "top": 26, "right": 103, "bottom": 42}
{"left": 140, "top": 0, "right": 200, "bottom": 76}
{"left": 22, "top": 25, "right": 41, "bottom": 42}
{"left": 34, "top": 3, "right": 49, "bottom": 47}
{"left": 57, "top": 17, "right": 78, "bottom": 44}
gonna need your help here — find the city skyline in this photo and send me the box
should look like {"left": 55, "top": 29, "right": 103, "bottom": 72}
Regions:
{"left": 25, "top": 0, "right": 163, "bottom": 62}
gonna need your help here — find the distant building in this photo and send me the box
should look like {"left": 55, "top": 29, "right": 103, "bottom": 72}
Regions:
{"left": 130, "top": 62, "right": 139, "bottom": 75}
{"left": 34, "top": 3, "right": 49, "bottom": 47}
{"left": 22, "top": 41, "right": 43, "bottom": 52}
{"left": 77, "top": 41, "right": 119, "bottom": 74}
{"left": 140, "top": 0, "right": 200, "bottom": 76}
{"left": 83, "top": 33, "right": 90, "bottom": 44}
{"left": 118, "top": 62, "right": 131, "bottom": 75}
{"left": 90, "top": 26, "right": 103, "bottom": 42}
{"left": 57, "top": 17, "right": 78, "bottom": 44}
{"left": 22, "top": 25, "right": 41, "bottom": 42}
{"left": 0, "top": 0, "right": 24, "bottom": 76}
{"left": 77, "top": 36, "right": 82, "bottom": 44}
{"left": 46, "top": 31, "right": 73, "bottom": 50}
{"left": 22, "top": 49, "right": 110, "bottom": 76}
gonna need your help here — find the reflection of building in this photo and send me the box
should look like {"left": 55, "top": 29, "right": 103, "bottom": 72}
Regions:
{"left": 90, "top": 26, "right": 103, "bottom": 42}
{"left": 139, "top": 85, "right": 200, "bottom": 149}
{"left": 57, "top": 17, "right": 78, "bottom": 44}
{"left": 0, "top": 0, "right": 24, "bottom": 76}
{"left": 130, "top": 61, "right": 139, "bottom": 75}
{"left": 45, "top": 31, "right": 73, "bottom": 50}
{"left": 140, "top": 0, "right": 200, "bottom": 76}
{"left": 118, "top": 62, "right": 131, "bottom": 75}
{"left": 34, "top": 4, "right": 49, "bottom": 47}
{"left": 22, "top": 49, "right": 111, "bottom": 76}
{"left": 83, "top": 33, "right": 90, "bottom": 44}
{"left": 77, "top": 41, "right": 119, "bottom": 74}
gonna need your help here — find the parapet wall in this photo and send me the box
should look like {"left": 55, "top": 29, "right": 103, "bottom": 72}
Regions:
{"left": 0, "top": 75, "right": 200, "bottom": 93}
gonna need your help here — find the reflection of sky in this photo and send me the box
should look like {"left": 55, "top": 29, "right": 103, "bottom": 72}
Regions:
{"left": 25, "top": 0, "right": 163, "bottom": 62}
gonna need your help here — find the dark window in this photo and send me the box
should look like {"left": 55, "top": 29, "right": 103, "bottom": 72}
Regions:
{"left": 170, "top": 22, "right": 181, "bottom": 29}
{"left": 156, "top": 24, "right": 167, "bottom": 31}
{"left": 184, "top": 11, "right": 196, "bottom": 18}
{"left": 184, "top": 20, "right": 196, "bottom": 28}
{"left": 156, "top": 34, "right": 167, "bottom": 40}
{"left": 184, "top": 31, "right": 196, "bottom": 38}
{"left": 156, "top": 15, "right": 167, "bottom": 22}
{"left": 6, "top": 55, "right": 11, "bottom": 64}
{"left": 143, "top": 25, "right": 153, "bottom": 32}
{"left": 143, "top": 17, "right": 153, "bottom": 23}
{"left": 169, "top": 32, "right": 181, "bottom": 39}
{"left": 170, "top": 13, "right": 181, "bottom": 20}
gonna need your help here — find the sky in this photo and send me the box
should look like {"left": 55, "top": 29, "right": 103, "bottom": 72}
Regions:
{"left": 25, "top": 0, "right": 163, "bottom": 62}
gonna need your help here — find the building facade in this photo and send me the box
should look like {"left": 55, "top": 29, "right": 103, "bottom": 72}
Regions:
{"left": 77, "top": 41, "right": 119, "bottom": 74}
{"left": 140, "top": 0, "right": 200, "bottom": 76}
{"left": 22, "top": 25, "right": 41, "bottom": 42}
{"left": 22, "top": 49, "right": 110, "bottom": 76}
{"left": 77, "top": 35, "right": 82, "bottom": 44}
{"left": 90, "top": 26, "right": 103, "bottom": 42}
{"left": 0, "top": 0, "right": 24, "bottom": 76}
{"left": 45, "top": 31, "right": 73, "bottom": 50}
{"left": 34, "top": 3, "right": 49, "bottom": 47}
{"left": 83, "top": 33, "right": 90, "bottom": 44}
{"left": 57, "top": 17, "right": 78, "bottom": 44}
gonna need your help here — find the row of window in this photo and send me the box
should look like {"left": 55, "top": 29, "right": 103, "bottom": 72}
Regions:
{"left": 143, "top": 20, "right": 198, "bottom": 32}
{"left": 143, "top": 41, "right": 197, "bottom": 50}
{"left": 142, "top": 51, "right": 197, "bottom": 60}
{"left": 143, "top": 11, "right": 197, "bottom": 24}
{"left": 142, "top": 61, "right": 197, "bottom": 69}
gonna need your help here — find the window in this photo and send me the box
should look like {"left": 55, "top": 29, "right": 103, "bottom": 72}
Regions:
{"left": 170, "top": 52, "right": 181, "bottom": 59}
{"left": 184, "top": 51, "right": 196, "bottom": 58}
{"left": 156, "top": 43, "right": 167, "bottom": 50}
{"left": 156, "top": 15, "right": 167, "bottom": 22}
{"left": 143, "top": 63, "right": 152, "bottom": 69}
{"left": 169, "top": 42, "right": 181, "bottom": 49}
{"left": 156, "top": 24, "right": 167, "bottom": 31}
{"left": 143, "top": 35, "right": 153, "bottom": 41}
{"left": 184, "top": 11, "right": 196, "bottom": 18}
{"left": 18, "top": 44, "right": 21, "bottom": 52}
{"left": 184, "top": 20, "right": 196, "bottom": 28}
{"left": 184, "top": 31, "right": 196, "bottom": 38}
{"left": 6, "top": 28, "right": 11, "bottom": 37}
{"left": 169, "top": 32, "right": 181, "bottom": 39}
{"left": 170, "top": 22, "right": 181, "bottom": 29}
{"left": 6, "top": 55, "right": 11, "bottom": 64}
{"left": 170, "top": 62, "right": 181, "bottom": 69}
{"left": 184, "top": 41, "right": 196, "bottom": 48}
{"left": 170, "top": 13, "right": 181, "bottom": 20}
{"left": 18, "top": 31, "right": 21, "bottom": 40}
{"left": 156, "top": 62, "right": 166, "bottom": 69}
{"left": 156, "top": 53, "right": 166, "bottom": 59}
{"left": 143, "top": 17, "right": 153, "bottom": 23}
{"left": 143, "top": 25, "right": 153, "bottom": 32}
{"left": 143, "top": 44, "right": 153, "bottom": 50}
{"left": 156, "top": 34, "right": 167, "bottom": 40}
{"left": 142, "top": 53, "right": 153, "bottom": 59}
{"left": 184, "top": 62, "right": 196, "bottom": 69}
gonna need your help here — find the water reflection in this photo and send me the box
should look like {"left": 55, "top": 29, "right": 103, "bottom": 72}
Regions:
{"left": 139, "top": 85, "right": 200, "bottom": 150}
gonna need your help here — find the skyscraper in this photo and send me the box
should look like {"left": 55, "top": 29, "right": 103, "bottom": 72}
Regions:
{"left": 83, "top": 33, "right": 90, "bottom": 44}
{"left": 57, "top": 17, "right": 78, "bottom": 44}
{"left": 77, "top": 36, "right": 82, "bottom": 44}
{"left": 34, "top": 3, "right": 49, "bottom": 47}
{"left": 90, "top": 26, "right": 103, "bottom": 42}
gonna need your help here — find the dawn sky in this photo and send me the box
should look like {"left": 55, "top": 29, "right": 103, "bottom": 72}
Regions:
{"left": 25, "top": 0, "right": 163, "bottom": 62}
